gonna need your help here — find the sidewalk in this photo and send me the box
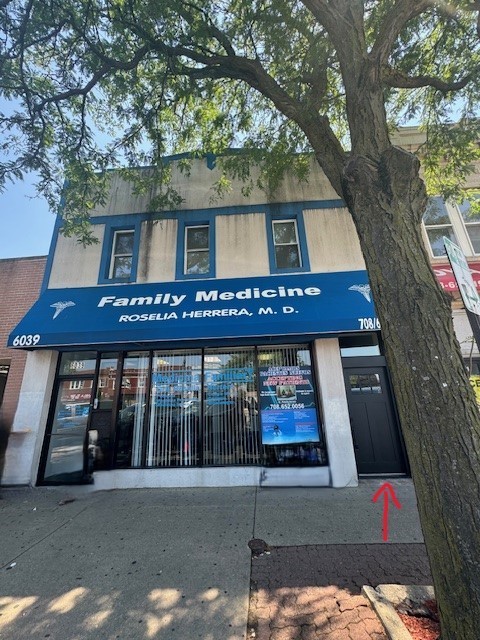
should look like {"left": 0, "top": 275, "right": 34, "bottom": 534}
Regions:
{"left": 0, "top": 479, "right": 430, "bottom": 639}
{"left": 249, "top": 543, "right": 431, "bottom": 640}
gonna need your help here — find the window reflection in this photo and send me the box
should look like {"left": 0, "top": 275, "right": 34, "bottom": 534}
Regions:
{"left": 116, "top": 352, "right": 149, "bottom": 467}
{"left": 43, "top": 379, "right": 93, "bottom": 483}
{"left": 96, "top": 354, "right": 119, "bottom": 410}
{"left": 203, "top": 349, "right": 260, "bottom": 465}
{"left": 349, "top": 374, "right": 382, "bottom": 394}
{"left": 60, "top": 352, "right": 97, "bottom": 376}
{"left": 147, "top": 351, "right": 202, "bottom": 467}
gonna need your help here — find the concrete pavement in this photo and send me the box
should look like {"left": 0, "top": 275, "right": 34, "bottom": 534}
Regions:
{"left": 0, "top": 479, "right": 428, "bottom": 639}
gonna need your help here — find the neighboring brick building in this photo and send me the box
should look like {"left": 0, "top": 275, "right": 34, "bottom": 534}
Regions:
{"left": 0, "top": 256, "right": 46, "bottom": 482}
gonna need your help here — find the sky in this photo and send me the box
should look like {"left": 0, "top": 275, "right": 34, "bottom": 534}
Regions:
{"left": 0, "top": 175, "right": 56, "bottom": 259}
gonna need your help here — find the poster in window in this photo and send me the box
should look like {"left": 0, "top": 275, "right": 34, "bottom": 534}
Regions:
{"left": 259, "top": 364, "right": 321, "bottom": 445}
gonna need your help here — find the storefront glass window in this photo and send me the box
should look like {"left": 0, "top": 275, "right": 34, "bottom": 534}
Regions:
{"left": 257, "top": 346, "right": 326, "bottom": 466}
{"left": 44, "top": 344, "right": 327, "bottom": 480}
{"left": 147, "top": 350, "right": 202, "bottom": 467}
{"left": 203, "top": 348, "right": 260, "bottom": 465}
{"left": 116, "top": 352, "right": 149, "bottom": 467}
{"left": 96, "top": 353, "right": 119, "bottom": 409}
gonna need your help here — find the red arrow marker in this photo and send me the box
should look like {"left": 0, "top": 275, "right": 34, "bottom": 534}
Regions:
{"left": 372, "top": 482, "right": 402, "bottom": 542}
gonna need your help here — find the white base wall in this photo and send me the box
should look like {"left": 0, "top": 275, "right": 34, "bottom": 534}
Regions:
{"left": 2, "top": 351, "right": 57, "bottom": 486}
{"left": 91, "top": 466, "right": 331, "bottom": 491}
{"left": 313, "top": 338, "right": 359, "bottom": 488}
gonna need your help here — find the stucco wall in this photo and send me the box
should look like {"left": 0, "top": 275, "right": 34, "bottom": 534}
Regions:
{"left": 49, "top": 226, "right": 105, "bottom": 288}
{"left": 138, "top": 219, "right": 177, "bottom": 283}
{"left": 304, "top": 208, "right": 365, "bottom": 272}
{"left": 89, "top": 157, "right": 340, "bottom": 217}
{"left": 216, "top": 213, "right": 270, "bottom": 278}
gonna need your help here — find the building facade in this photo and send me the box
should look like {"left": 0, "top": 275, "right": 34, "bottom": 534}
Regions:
{"left": 0, "top": 256, "right": 46, "bottom": 483}
{"left": 5, "top": 134, "right": 479, "bottom": 489}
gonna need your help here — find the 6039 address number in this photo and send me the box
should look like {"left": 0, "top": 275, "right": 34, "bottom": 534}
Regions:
{"left": 12, "top": 334, "right": 41, "bottom": 346}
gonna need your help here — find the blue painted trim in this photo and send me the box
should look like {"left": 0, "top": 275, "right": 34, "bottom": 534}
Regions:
{"left": 41, "top": 214, "right": 63, "bottom": 292}
{"left": 87, "top": 199, "right": 345, "bottom": 226}
{"left": 98, "top": 220, "right": 142, "bottom": 284}
{"left": 42, "top": 179, "right": 70, "bottom": 292}
{"left": 175, "top": 212, "right": 216, "bottom": 280}
{"left": 266, "top": 208, "right": 311, "bottom": 274}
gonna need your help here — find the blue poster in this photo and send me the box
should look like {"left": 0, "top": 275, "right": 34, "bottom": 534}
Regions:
{"left": 259, "top": 364, "right": 321, "bottom": 445}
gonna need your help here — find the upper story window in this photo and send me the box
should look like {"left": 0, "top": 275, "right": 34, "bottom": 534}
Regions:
{"left": 98, "top": 221, "right": 141, "bottom": 285}
{"left": 423, "top": 197, "right": 458, "bottom": 257}
{"left": 185, "top": 225, "right": 210, "bottom": 275}
{"left": 70, "top": 380, "right": 85, "bottom": 390}
{"left": 458, "top": 195, "right": 480, "bottom": 254}
{"left": 267, "top": 211, "right": 310, "bottom": 274}
{"left": 110, "top": 230, "right": 135, "bottom": 279}
{"left": 175, "top": 217, "right": 215, "bottom": 280}
{"left": 272, "top": 220, "right": 302, "bottom": 269}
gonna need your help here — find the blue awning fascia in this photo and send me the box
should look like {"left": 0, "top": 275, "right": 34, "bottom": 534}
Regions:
{"left": 8, "top": 271, "right": 378, "bottom": 350}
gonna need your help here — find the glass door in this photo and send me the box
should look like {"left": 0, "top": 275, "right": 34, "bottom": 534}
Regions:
{"left": 41, "top": 378, "right": 94, "bottom": 484}
{"left": 89, "top": 353, "right": 120, "bottom": 471}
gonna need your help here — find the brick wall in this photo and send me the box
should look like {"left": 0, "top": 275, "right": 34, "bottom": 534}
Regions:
{"left": 0, "top": 256, "right": 47, "bottom": 428}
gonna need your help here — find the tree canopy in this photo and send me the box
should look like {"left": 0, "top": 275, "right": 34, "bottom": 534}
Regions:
{"left": 1, "top": 0, "right": 479, "bottom": 239}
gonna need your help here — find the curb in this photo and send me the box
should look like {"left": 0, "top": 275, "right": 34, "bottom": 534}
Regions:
{"left": 362, "top": 584, "right": 435, "bottom": 640}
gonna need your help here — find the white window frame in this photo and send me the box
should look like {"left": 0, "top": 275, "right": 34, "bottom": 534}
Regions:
{"left": 69, "top": 380, "right": 85, "bottom": 390}
{"left": 184, "top": 225, "right": 210, "bottom": 275}
{"left": 109, "top": 230, "right": 135, "bottom": 279}
{"left": 272, "top": 219, "right": 302, "bottom": 269}
{"left": 458, "top": 195, "right": 480, "bottom": 256}
{"left": 422, "top": 198, "right": 457, "bottom": 258}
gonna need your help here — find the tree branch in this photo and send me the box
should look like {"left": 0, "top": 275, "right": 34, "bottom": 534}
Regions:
{"left": 383, "top": 65, "right": 478, "bottom": 93}
{"left": 369, "top": 0, "right": 433, "bottom": 66}
{"left": 31, "top": 43, "right": 153, "bottom": 112}
{"left": 178, "top": 1, "right": 236, "bottom": 56}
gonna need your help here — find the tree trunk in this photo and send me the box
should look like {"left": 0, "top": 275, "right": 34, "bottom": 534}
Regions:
{"left": 339, "top": 145, "right": 480, "bottom": 639}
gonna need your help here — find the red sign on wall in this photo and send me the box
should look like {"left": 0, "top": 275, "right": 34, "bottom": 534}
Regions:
{"left": 433, "top": 263, "right": 480, "bottom": 292}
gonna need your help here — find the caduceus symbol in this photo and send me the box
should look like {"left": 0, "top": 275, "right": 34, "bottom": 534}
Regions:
{"left": 50, "top": 301, "right": 76, "bottom": 319}
{"left": 348, "top": 284, "right": 371, "bottom": 302}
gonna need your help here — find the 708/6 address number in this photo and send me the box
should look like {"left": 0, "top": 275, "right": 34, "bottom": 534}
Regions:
{"left": 358, "top": 317, "right": 381, "bottom": 330}
{"left": 12, "top": 334, "right": 41, "bottom": 346}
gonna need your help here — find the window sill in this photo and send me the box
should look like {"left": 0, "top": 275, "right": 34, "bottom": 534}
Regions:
{"left": 270, "top": 266, "right": 311, "bottom": 275}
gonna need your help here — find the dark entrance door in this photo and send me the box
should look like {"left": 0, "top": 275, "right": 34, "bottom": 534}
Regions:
{"left": 343, "top": 365, "right": 406, "bottom": 474}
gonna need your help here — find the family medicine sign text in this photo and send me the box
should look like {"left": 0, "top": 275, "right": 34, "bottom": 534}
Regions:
{"left": 9, "top": 271, "right": 379, "bottom": 349}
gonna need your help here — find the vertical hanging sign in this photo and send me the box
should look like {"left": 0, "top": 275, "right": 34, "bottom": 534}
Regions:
{"left": 258, "top": 363, "right": 321, "bottom": 445}
{"left": 444, "top": 236, "right": 480, "bottom": 353}
{"left": 444, "top": 236, "right": 480, "bottom": 314}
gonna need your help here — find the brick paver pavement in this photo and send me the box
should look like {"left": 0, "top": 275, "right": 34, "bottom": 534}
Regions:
{"left": 248, "top": 543, "right": 432, "bottom": 640}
